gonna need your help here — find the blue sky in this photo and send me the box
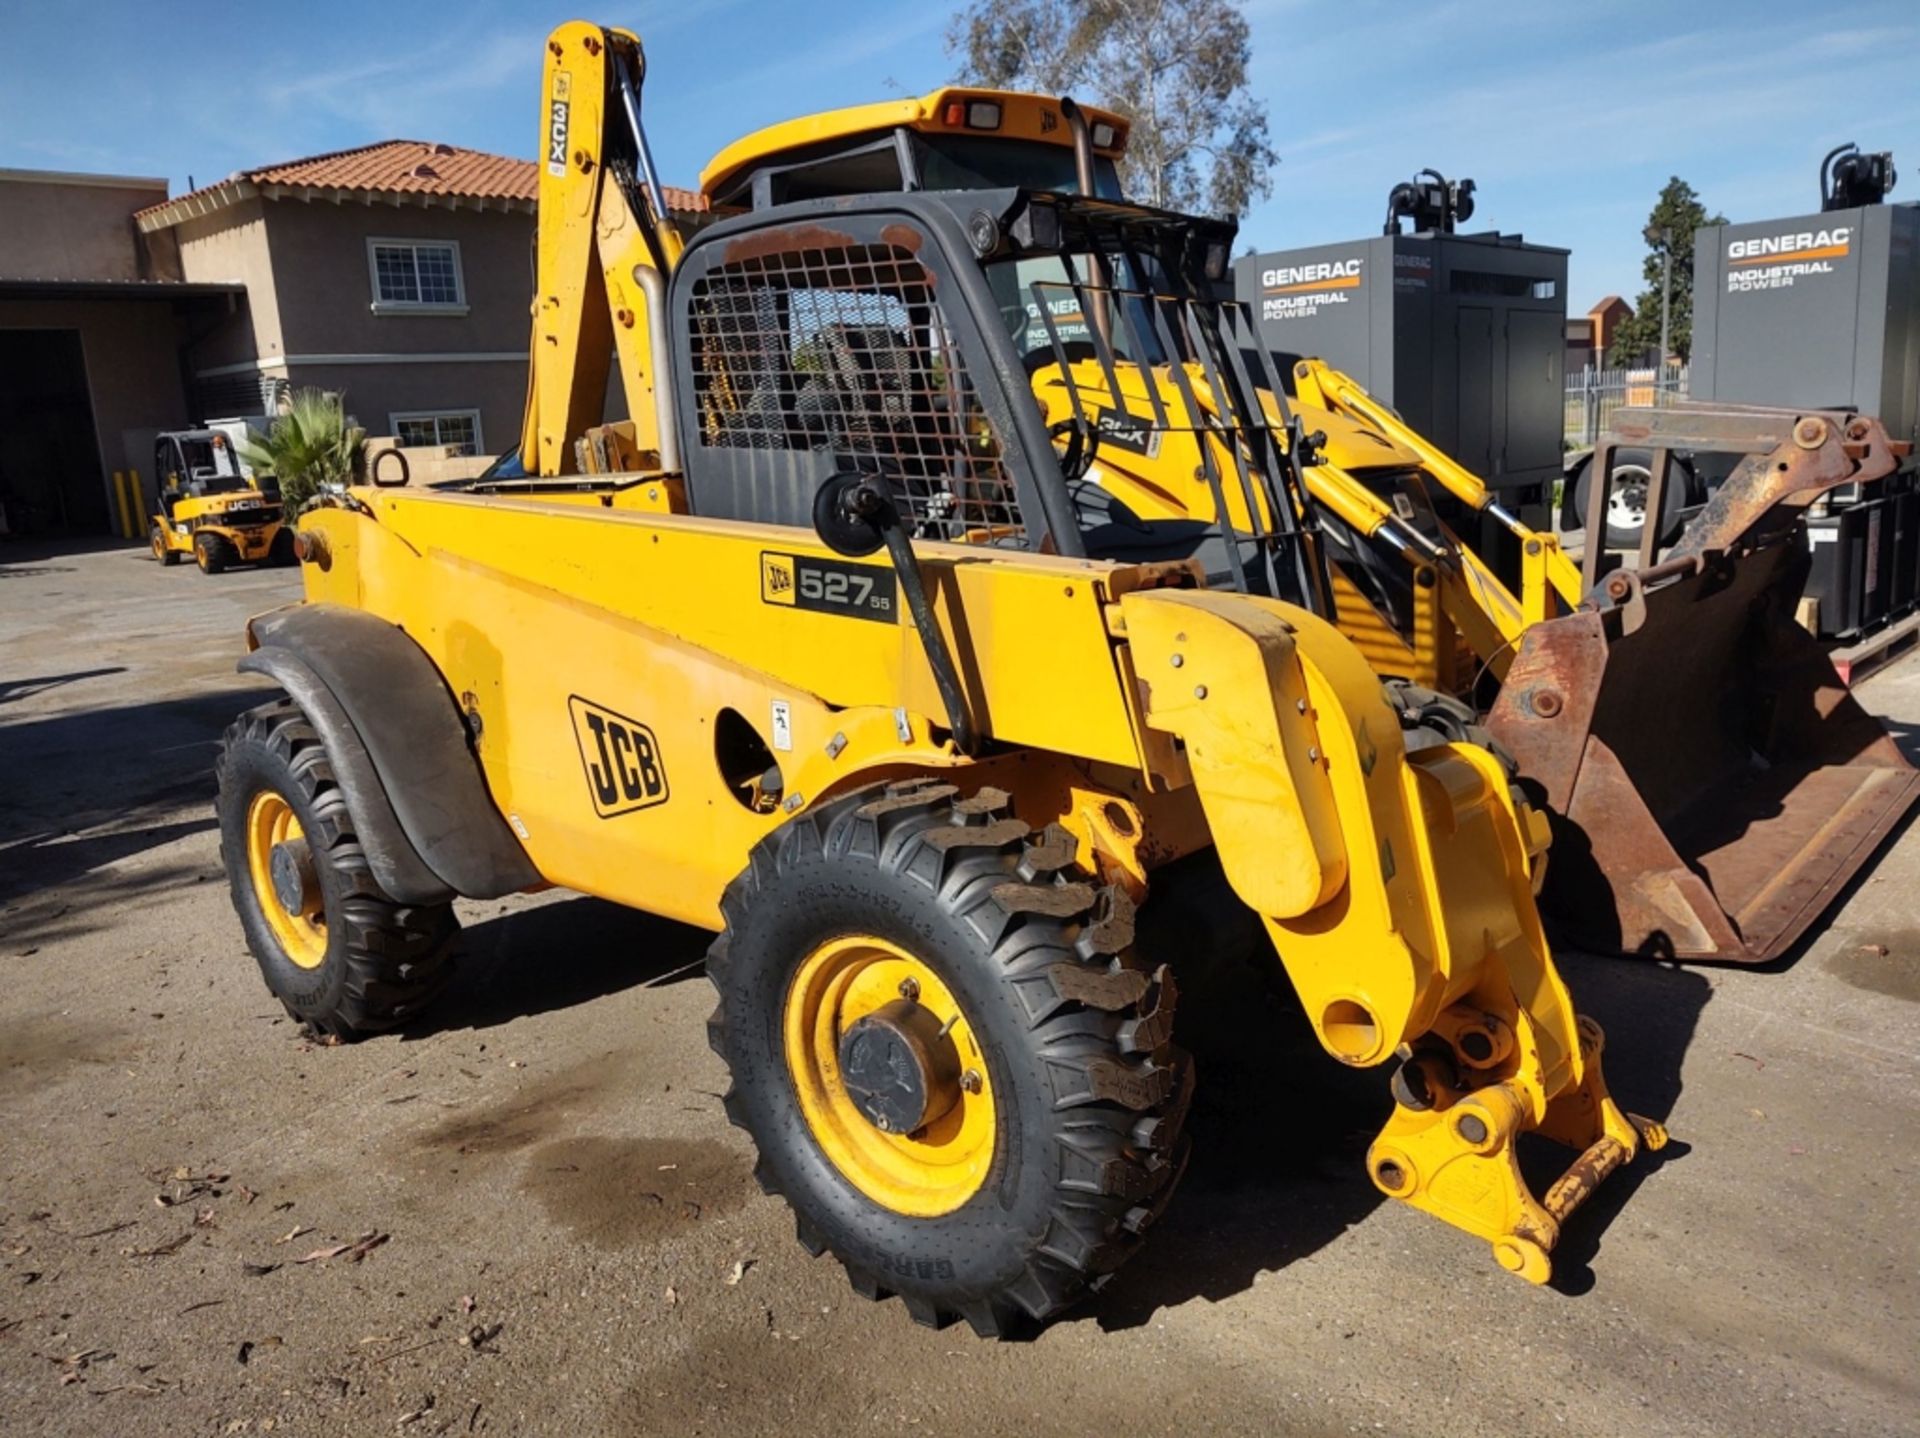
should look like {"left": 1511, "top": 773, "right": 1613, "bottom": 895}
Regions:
{"left": 3, "top": 0, "right": 1916, "bottom": 308}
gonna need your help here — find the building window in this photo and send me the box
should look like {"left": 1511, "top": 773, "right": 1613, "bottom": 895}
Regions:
{"left": 391, "top": 409, "right": 483, "bottom": 454}
{"left": 367, "top": 239, "right": 467, "bottom": 313}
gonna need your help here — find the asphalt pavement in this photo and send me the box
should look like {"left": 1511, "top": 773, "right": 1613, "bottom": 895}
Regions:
{"left": 1, "top": 536, "right": 1915, "bottom": 1436}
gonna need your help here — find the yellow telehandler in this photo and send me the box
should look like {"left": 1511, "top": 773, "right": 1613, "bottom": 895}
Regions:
{"left": 213, "top": 20, "right": 1668, "bottom": 1332}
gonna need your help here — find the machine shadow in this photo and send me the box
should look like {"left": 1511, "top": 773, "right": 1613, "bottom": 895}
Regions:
{"left": 0, "top": 667, "right": 126, "bottom": 704}
{"left": 1092, "top": 941, "right": 1709, "bottom": 1328}
{"left": 1090, "top": 950, "right": 1390, "bottom": 1331}
{"left": 0, "top": 683, "right": 275, "bottom": 899}
{"left": 1529, "top": 950, "right": 1708, "bottom": 1294}
{"left": 410, "top": 894, "right": 713, "bottom": 1036}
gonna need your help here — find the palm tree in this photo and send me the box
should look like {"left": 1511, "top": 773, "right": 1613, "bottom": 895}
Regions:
{"left": 239, "top": 388, "right": 365, "bottom": 515}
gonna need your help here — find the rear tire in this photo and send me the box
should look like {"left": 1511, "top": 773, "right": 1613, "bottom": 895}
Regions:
{"left": 217, "top": 698, "right": 457, "bottom": 1039}
{"left": 195, "top": 531, "right": 235, "bottom": 574}
{"left": 706, "top": 779, "right": 1190, "bottom": 1337}
{"left": 151, "top": 522, "right": 180, "bottom": 565}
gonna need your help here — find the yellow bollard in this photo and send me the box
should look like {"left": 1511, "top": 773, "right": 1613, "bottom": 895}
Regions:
{"left": 111, "top": 471, "right": 135, "bottom": 539}
{"left": 128, "top": 468, "right": 145, "bottom": 538}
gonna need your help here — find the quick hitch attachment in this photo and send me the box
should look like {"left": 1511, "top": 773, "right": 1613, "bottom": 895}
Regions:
{"left": 1369, "top": 1013, "right": 1667, "bottom": 1283}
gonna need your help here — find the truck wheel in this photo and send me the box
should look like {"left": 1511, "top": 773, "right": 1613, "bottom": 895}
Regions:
{"left": 706, "top": 779, "right": 1190, "bottom": 1337}
{"left": 195, "top": 532, "right": 236, "bottom": 574}
{"left": 268, "top": 526, "right": 298, "bottom": 567}
{"left": 216, "top": 698, "right": 457, "bottom": 1039}
{"left": 151, "top": 523, "right": 180, "bottom": 565}
{"left": 1572, "top": 447, "right": 1692, "bottom": 550}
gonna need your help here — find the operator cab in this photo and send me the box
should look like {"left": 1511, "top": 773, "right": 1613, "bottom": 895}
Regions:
{"left": 156, "top": 430, "right": 249, "bottom": 515}
{"left": 694, "top": 92, "right": 1323, "bottom": 596}
{"left": 672, "top": 186, "right": 1330, "bottom": 612}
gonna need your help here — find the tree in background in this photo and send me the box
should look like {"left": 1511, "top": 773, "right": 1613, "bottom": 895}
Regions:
{"left": 1607, "top": 178, "right": 1726, "bottom": 366}
{"left": 945, "top": 0, "right": 1277, "bottom": 218}
{"left": 239, "top": 388, "right": 365, "bottom": 515}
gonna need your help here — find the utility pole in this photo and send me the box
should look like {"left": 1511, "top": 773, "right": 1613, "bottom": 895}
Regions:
{"left": 1645, "top": 222, "right": 1673, "bottom": 390}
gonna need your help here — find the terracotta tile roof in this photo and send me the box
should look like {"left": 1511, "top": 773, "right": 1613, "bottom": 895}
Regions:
{"left": 135, "top": 141, "right": 706, "bottom": 227}
{"left": 250, "top": 140, "right": 540, "bottom": 202}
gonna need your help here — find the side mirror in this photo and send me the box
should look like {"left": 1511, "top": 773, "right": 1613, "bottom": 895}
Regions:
{"left": 810, "top": 471, "right": 889, "bottom": 557}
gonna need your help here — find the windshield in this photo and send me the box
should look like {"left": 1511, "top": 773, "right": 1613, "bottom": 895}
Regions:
{"left": 916, "top": 134, "right": 1123, "bottom": 200}
{"left": 984, "top": 253, "right": 1174, "bottom": 369}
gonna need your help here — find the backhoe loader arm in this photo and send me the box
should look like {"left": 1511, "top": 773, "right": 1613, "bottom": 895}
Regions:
{"left": 522, "top": 21, "right": 688, "bottom": 478}
{"left": 1293, "top": 357, "right": 1584, "bottom": 624}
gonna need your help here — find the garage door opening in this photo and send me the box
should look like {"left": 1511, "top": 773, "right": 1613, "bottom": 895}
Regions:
{"left": 0, "top": 328, "right": 108, "bottom": 537}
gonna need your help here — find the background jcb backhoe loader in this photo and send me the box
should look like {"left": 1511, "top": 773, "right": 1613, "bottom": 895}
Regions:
{"left": 213, "top": 20, "right": 1663, "bottom": 1335}
{"left": 658, "top": 78, "right": 1920, "bottom": 966}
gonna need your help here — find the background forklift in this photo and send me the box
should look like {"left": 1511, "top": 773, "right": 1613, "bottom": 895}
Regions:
{"left": 148, "top": 429, "right": 294, "bottom": 573}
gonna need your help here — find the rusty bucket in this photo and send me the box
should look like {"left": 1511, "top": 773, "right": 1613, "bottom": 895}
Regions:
{"left": 1490, "top": 408, "right": 1919, "bottom": 963}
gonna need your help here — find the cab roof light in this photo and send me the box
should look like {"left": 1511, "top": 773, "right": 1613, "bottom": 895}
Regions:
{"left": 1090, "top": 121, "right": 1118, "bottom": 149}
{"left": 966, "top": 100, "right": 1002, "bottom": 131}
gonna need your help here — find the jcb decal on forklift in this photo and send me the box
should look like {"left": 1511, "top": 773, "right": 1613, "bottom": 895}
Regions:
{"left": 569, "top": 695, "right": 669, "bottom": 818}
{"left": 760, "top": 552, "right": 897, "bottom": 622}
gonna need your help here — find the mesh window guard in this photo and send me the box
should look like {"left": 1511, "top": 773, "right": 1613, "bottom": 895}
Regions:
{"left": 689, "top": 242, "right": 1026, "bottom": 543}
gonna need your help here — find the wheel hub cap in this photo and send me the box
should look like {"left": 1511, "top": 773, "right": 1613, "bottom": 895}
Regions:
{"left": 268, "top": 839, "right": 316, "bottom": 917}
{"left": 782, "top": 935, "right": 996, "bottom": 1217}
{"left": 837, "top": 998, "right": 961, "bottom": 1134}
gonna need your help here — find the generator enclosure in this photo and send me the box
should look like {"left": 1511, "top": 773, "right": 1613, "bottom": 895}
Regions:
{"left": 1693, "top": 202, "right": 1920, "bottom": 450}
{"left": 1235, "top": 232, "right": 1569, "bottom": 492}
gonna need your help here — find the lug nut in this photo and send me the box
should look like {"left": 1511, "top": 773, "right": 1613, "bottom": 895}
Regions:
{"left": 898, "top": 977, "right": 920, "bottom": 1002}
{"left": 1532, "top": 690, "right": 1563, "bottom": 718}
{"left": 960, "top": 1069, "right": 983, "bottom": 1094}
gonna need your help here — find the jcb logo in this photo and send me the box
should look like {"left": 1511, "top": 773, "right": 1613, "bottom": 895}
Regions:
{"left": 569, "top": 696, "right": 668, "bottom": 818}
{"left": 762, "top": 553, "right": 795, "bottom": 603}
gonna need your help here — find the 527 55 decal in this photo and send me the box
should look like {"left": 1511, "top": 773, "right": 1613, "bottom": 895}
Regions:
{"left": 760, "top": 551, "right": 897, "bottom": 623}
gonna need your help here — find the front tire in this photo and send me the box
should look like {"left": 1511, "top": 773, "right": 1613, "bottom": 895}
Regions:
{"left": 151, "top": 523, "right": 180, "bottom": 565}
{"left": 195, "top": 531, "right": 235, "bottom": 574}
{"left": 268, "top": 526, "right": 298, "bottom": 567}
{"left": 706, "top": 780, "right": 1190, "bottom": 1337}
{"left": 216, "top": 699, "right": 457, "bottom": 1038}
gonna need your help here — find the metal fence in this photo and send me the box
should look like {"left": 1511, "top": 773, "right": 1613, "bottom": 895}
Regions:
{"left": 1565, "top": 363, "right": 1688, "bottom": 447}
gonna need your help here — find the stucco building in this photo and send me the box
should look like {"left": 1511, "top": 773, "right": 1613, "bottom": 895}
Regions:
{"left": 0, "top": 145, "right": 704, "bottom": 538}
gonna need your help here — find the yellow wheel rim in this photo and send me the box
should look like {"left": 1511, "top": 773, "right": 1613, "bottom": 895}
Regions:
{"left": 783, "top": 935, "right": 996, "bottom": 1217}
{"left": 245, "top": 790, "right": 327, "bottom": 970}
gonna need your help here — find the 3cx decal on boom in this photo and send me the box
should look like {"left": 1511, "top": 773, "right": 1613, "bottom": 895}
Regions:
{"left": 569, "top": 695, "right": 669, "bottom": 818}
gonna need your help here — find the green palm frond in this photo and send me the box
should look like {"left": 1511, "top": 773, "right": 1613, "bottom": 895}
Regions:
{"left": 239, "top": 388, "right": 366, "bottom": 515}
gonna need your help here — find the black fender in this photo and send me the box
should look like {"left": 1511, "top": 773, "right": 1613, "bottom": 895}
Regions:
{"left": 240, "top": 604, "right": 542, "bottom": 903}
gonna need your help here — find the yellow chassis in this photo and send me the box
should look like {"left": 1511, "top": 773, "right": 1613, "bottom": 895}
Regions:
{"left": 283, "top": 485, "right": 1660, "bottom": 1281}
